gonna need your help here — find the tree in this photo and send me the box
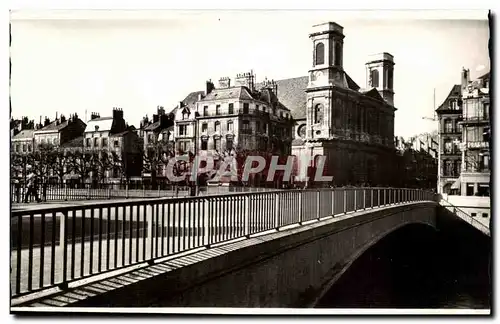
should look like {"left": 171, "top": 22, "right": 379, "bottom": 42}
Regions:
{"left": 89, "top": 149, "right": 113, "bottom": 183}
{"left": 67, "top": 150, "right": 96, "bottom": 184}
{"left": 28, "top": 143, "right": 55, "bottom": 183}
{"left": 48, "top": 148, "right": 72, "bottom": 185}
{"left": 142, "top": 138, "right": 176, "bottom": 188}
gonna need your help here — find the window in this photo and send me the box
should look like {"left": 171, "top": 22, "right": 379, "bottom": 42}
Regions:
{"left": 182, "top": 112, "right": 188, "bottom": 120}
{"left": 387, "top": 68, "right": 393, "bottom": 89}
{"left": 179, "top": 141, "right": 188, "bottom": 152}
{"left": 22, "top": 144, "right": 26, "bottom": 152}
{"left": 263, "top": 107, "right": 267, "bottom": 113}
{"left": 370, "top": 69, "right": 379, "bottom": 88}
{"left": 201, "top": 139, "right": 208, "bottom": 150}
{"left": 227, "top": 120, "right": 233, "bottom": 132}
{"left": 15, "top": 144, "right": 19, "bottom": 153}
{"left": 315, "top": 42, "right": 325, "bottom": 65}
{"left": 214, "top": 137, "right": 221, "bottom": 151}
{"left": 466, "top": 184, "right": 474, "bottom": 196}
{"left": 102, "top": 138, "right": 108, "bottom": 147}
{"left": 94, "top": 138, "right": 98, "bottom": 147}
{"left": 334, "top": 42, "right": 342, "bottom": 66}
{"left": 314, "top": 104, "right": 323, "bottom": 124}
{"left": 243, "top": 103, "right": 249, "bottom": 114}
{"left": 53, "top": 138, "right": 57, "bottom": 145}
{"left": 226, "top": 137, "right": 233, "bottom": 151}
{"left": 114, "top": 140, "right": 119, "bottom": 148}
{"left": 179, "top": 125, "right": 187, "bottom": 136}
{"left": 256, "top": 105, "right": 259, "bottom": 111}
{"left": 215, "top": 121, "right": 221, "bottom": 132}
{"left": 444, "top": 140, "right": 453, "bottom": 154}
{"left": 456, "top": 121, "right": 463, "bottom": 133}
{"left": 203, "top": 106, "right": 208, "bottom": 116}
{"left": 228, "top": 103, "right": 234, "bottom": 114}
{"left": 242, "top": 120, "right": 250, "bottom": 129}
{"left": 256, "top": 121, "right": 261, "bottom": 132}
{"left": 482, "top": 213, "right": 488, "bottom": 218}
{"left": 216, "top": 105, "right": 221, "bottom": 115}
{"left": 202, "top": 123, "right": 208, "bottom": 132}
{"left": 86, "top": 138, "right": 91, "bottom": 147}
{"left": 483, "top": 103, "right": 489, "bottom": 120}
{"left": 28, "top": 144, "right": 32, "bottom": 152}
{"left": 471, "top": 212, "right": 477, "bottom": 217}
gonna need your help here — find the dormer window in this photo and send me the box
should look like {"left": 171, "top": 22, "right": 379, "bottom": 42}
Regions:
{"left": 95, "top": 125, "right": 99, "bottom": 131}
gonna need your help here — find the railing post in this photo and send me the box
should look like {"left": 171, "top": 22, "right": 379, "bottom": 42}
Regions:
{"left": 316, "top": 190, "right": 321, "bottom": 220}
{"left": 343, "top": 189, "right": 347, "bottom": 214}
{"left": 331, "top": 189, "right": 335, "bottom": 216}
{"left": 298, "top": 190, "right": 303, "bottom": 224}
{"left": 275, "top": 192, "right": 280, "bottom": 229}
{"left": 363, "top": 188, "right": 366, "bottom": 210}
{"left": 353, "top": 189, "right": 357, "bottom": 212}
{"left": 244, "top": 195, "right": 250, "bottom": 237}
{"left": 146, "top": 204, "right": 153, "bottom": 259}
{"left": 371, "top": 189, "right": 373, "bottom": 209}
{"left": 393, "top": 189, "right": 396, "bottom": 205}
{"left": 65, "top": 186, "right": 68, "bottom": 201}
{"left": 87, "top": 185, "right": 91, "bottom": 200}
{"left": 107, "top": 188, "right": 111, "bottom": 199}
{"left": 126, "top": 183, "right": 129, "bottom": 199}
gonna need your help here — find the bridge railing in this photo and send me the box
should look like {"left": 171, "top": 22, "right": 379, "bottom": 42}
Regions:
{"left": 439, "top": 198, "right": 490, "bottom": 236}
{"left": 10, "top": 187, "right": 435, "bottom": 299}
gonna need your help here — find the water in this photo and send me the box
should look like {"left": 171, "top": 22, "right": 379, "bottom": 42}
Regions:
{"left": 316, "top": 214, "right": 491, "bottom": 309}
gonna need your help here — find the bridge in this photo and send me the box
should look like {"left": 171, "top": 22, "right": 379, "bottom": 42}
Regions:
{"left": 9, "top": 187, "right": 485, "bottom": 309}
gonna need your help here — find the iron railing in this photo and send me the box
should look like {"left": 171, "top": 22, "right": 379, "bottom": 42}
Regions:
{"left": 439, "top": 198, "right": 490, "bottom": 236}
{"left": 10, "top": 187, "right": 435, "bottom": 298}
{"left": 10, "top": 183, "right": 281, "bottom": 204}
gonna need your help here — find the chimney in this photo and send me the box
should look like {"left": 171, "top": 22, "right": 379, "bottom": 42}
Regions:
{"left": 44, "top": 116, "right": 50, "bottom": 127}
{"left": 60, "top": 114, "right": 66, "bottom": 123}
{"left": 206, "top": 79, "right": 215, "bottom": 95}
{"left": 153, "top": 114, "right": 159, "bottom": 123}
{"left": 218, "top": 77, "right": 231, "bottom": 89}
{"left": 112, "top": 107, "right": 124, "bottom": 120}
{"left": 157, "top": 106, "right": 165, "bottom": 116}
{"left": 234, "top": 71, "right": 255, "bottom": 92}
{"left": 461, "top": 67, "right": 471, "bottom": 91}
{"left": 90, "top": 112, "right": 100, "bottom": 120}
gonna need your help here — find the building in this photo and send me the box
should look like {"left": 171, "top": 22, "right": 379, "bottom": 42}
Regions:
{"left": 140, "top": 106, "right": 175, "bottom": 185}
{"left": 33, "top": 113, "right": 86, "bottom": 149}
{"left": 169, "top": 72, "right": 295, "bottom": 186}
{"left": 11, "top": 117, "right": 35, "bottom": 155}
{"left": 83, "top": 108, "right": 142, "bottom": 184}
{"left": 291, "top": 22, "right": 397, "bottom": 187}
{"left": 436, "top": 68, "right": 490, "bottom": 196}
{"left": 459, "top": 70, "right": 490, "bottom": 196}
{"left": 436, "top": 83, "right": 463, "bottom": 194}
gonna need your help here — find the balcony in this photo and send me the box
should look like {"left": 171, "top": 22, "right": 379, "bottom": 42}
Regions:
{"left": 200, "top": 108, "right": 271, "bottom": 118}
{"left": 462, "top": 115, "right": 490, "bottom": 125}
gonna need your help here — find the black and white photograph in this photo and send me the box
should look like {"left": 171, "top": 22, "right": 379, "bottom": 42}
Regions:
{"left": 7, "top": 8, "right": 492, "bottom": 315}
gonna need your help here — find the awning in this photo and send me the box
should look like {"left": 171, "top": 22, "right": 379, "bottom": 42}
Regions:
{"left": 451, "top": 178, "right": 461, "bottom": 190}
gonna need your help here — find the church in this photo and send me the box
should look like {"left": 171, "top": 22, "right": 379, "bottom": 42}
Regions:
{"left": 284, "top": 22, "right": 398, "bottom": 187}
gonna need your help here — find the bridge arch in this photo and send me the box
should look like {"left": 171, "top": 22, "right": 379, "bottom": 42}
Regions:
{"left": 309, "top": 221, "right": 437, "bottom": 307}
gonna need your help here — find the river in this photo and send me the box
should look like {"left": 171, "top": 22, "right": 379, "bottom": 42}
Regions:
{"left": 315, "top": 214, "right": 491, "bottom": 309}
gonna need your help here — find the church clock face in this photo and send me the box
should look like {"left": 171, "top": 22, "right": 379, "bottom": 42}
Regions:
{"left": 297, "top": 124, "right": 306, "bottom": 138}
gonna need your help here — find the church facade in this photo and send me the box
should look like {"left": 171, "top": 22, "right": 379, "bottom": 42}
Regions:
{"left": 290, "top": 22, "right": 398, "bottom": 187}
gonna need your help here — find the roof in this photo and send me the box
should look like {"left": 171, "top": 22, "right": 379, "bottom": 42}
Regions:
{"left": 169, "top": 90, "right": 204, "bottom": 116}
{"left": 12, "top": 129, "right": 34, "bottom": 140}
{"left": 360, "top": 88, "right": 385, "bottom": 102}
{"left": 271, "top": 76, "right": 309, "bottom": 120}
{"left": 144, "top": 121, "right": 161, "bottom": 131}
{"left": 85, "top": 117, "right": 114, "bottom": 132}
{"left": 201, "top": 87, "right": 255, "bottom": 102}
{"left": 35, "top": 119, "right": 69, "bottom": 132}
{"left": 478, "top": 71, "right": 490, "bottom": 81}
{"left": 436, "top": 84, "right": 461, "bottom": 112}
{"left": 60, "top": 136, "right": 83, "bottom": 148}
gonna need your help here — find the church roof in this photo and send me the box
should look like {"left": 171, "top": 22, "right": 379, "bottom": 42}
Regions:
{"left": 271, "top": 76, "right": 309, "bottom": 120}
{"left": 360, "top": 88, "right": 385, "bottom": 102}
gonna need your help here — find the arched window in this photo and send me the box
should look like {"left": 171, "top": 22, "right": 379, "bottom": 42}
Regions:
{"left": 315, "top": 42, "right": 325, "bottom": 65}
{"left": 314, "top": 104, "right": 323, "bottom": 124}
{"left": 370, "top": 69, "right": 379, "bottom": 88}
{"left": 334, "top": 42, "right": 342, "bottom": 66}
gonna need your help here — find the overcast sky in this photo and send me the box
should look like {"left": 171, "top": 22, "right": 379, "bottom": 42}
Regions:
{"left": 10, "top": 10, "right": 490, "bottom": 137}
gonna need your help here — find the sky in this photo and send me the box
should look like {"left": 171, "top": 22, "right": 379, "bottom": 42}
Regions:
{"left": 9, "top": 10, "right": 490, "bottom": 138}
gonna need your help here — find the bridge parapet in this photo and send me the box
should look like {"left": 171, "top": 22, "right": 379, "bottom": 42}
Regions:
{"left": 10, "top": 187, "right": 435, "bottom": 305}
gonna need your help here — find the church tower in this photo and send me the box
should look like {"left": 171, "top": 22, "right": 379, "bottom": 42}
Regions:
{"left": 305, "top": 22, "right": 348, "bottom": 141}
{"left": 365, "top": 53, "right": 395, "bottom": 106}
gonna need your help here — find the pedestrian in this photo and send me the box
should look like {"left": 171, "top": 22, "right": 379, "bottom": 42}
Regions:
{"left": 24, "top": 173, "right": 40, "bottom": 203}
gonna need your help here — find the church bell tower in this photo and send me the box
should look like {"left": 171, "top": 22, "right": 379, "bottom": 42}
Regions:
{"left": 365, "top": 53, "right": 395, "bottom": 106}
